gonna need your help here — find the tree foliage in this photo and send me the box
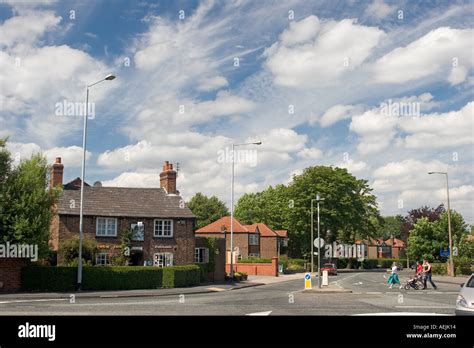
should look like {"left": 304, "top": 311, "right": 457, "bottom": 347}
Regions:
{"left": 187, "top": 192, "right": 229, "bottom": 229}
{"left": 0, "top": 139, "right": 60, "bottom": 258}
{"left": 235, "top": 166, "right": 380, "bottom": 258}
{"left": 400, "top": 204, "right": 445, "bottom": 241}
{"left": 407, "top": 210, "right": 469, "bottom": 262}
{"left": 375, "top": 215, "right": 404, "bottom": 239}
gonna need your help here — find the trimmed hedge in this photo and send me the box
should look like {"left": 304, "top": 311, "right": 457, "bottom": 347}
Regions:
{"left": 22, "top": 265, "right": 201, "bottom": 292}
{"left": 431, "top": 263, "right": 447, "bottom": 275}
{"left": 336, "top": 258, "right": 405, "bottom": 269}
{"left": 239, "top": 257, "right": 272, "bottom": 263}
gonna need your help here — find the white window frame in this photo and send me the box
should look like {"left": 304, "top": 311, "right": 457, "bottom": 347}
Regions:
{"left": 194, "top": 248, "right": 209, "bottom": 264}
{"left": 95, "top": 252, "right": 109, "bottom": 266}
{"left": 154, "top": 252, "right": 173, "bottom": 267}
{"left": 154, "top": 219, "right": 173, "bottom": 238}
{"left": 249, "top": 233, "right": 259, "bottom": 245}
{"left": 96, "top": 217, "right": 117, "bottom": 237}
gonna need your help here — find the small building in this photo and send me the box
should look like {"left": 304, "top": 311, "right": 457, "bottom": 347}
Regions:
{"left": 356, "top": 237, "right": 406, "bottom": 259}
{"left": 195, "top": 216, "right": 288, "bottom": 262}
{"left": 49, "top": 158, "right": 196, "bottom": 267}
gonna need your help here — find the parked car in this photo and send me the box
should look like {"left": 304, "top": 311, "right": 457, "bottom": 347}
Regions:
{"left": 455, "top": 274, "right": 474, "bottom": 316}
{"left": 321, "top": 263, "right": 337, "bottom": 276}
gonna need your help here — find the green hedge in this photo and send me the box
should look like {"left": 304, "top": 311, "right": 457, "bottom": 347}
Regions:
{"left": 162, "top": 265, "right": 200, "bottom": 288}
{"left": 239, "top": 257, "right": 272, "bottom": 263}
{"left": 22, "top": 265, "right": 200, "bottom": 292}
{"left": 336, "top": 258, "right": 404, "bottom": 269}
{"left": 431, "top": 263, "right": 447, "bottom": 275}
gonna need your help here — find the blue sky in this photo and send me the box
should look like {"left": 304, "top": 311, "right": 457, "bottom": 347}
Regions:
{"left": 1, "top": 0, "right": 473, "bottom": 222}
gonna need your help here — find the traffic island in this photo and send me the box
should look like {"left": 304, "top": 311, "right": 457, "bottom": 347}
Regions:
{"left": 303, "top": 286, "right": 352, "bottom": 294}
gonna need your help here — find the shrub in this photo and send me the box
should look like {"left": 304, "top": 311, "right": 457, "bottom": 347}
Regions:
{"left": 239, "top": 257, "right": 272, "bottom": 263}
{"left": 431, "top": 263, "right": 447, "bottom": 275}
{"left": 59, "top": 236, "right": 98, "bottom": 266}
{"left": 22, "top": 265, "right": 201, "bottom": 291}
{"left": 162, "top": 265, "right": 200, "bottom": 288}
{"left": 22, "top": 266, "right": 76, "bottom": 292}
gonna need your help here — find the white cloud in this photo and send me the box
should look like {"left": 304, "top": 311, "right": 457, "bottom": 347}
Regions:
{"left": 320, "top": 104, "right": 365, "bottom": 127}
{"left": 399, "top": 101, "right": 473, "bottom": 149}
{"left": 364, "top": 0, "right": 395, "bottom": 20}
{"left": 6, "top": 142, "right": 91, "bottom": 167}
{"left": 265, "top": 16, "right": 385, "bottom": 88}
{"left": 337, "top": 159, "right": 369, "bottom": 174}
{"left": 0, "top": 10, "right": 60, "bottom": 47}
{"left": 197, "top": 75, "right": 228, "bottom": 91}
{"left": 297, "top": 147, "right": 323, "bottom": 160}
{"left": 373, "top": 27, "right": 474, "bottom": 85}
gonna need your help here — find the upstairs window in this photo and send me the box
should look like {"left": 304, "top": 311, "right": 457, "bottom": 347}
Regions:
{"left": 154, "top": 219, "right": 173, "bottom": 237}
{"left": 96, "top": 218, "right": 117, "bottom": 237}
{"left": 249, "top": 233, "right": 259, "bottom": 245}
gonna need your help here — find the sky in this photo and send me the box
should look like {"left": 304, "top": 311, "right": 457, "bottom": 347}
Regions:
{"left": 1, "top": 0, "right": 473, "bottom": 223}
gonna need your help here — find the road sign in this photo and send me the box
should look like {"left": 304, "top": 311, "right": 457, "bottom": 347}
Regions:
{"left": 304, "top": 273, "right": 311, "bottom": 290}
{"left": 440, "top": 247, "right": 450, "bottom": 257}
{"left": 313, "top": 238, "right": 325, "bottom": 249}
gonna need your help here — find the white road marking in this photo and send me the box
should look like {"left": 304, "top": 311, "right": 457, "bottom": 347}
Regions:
{"left": 246, "top": 311, "right": 272, "bottom": 316}
{"left": 366, "top": 292, "right": 383, "bottom": 295}
{"left": 0, "top": 299, "right": 67, "bottom": 305}
{"left": 395, "top": 305, "right": 455, "bottom": 309}
{"left": 206, "top": 287, "right": 226, "bottom": 292}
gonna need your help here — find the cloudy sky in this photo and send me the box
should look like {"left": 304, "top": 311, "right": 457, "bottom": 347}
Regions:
{"left": 1, "top": 0, "right": 473, "bottom": 222}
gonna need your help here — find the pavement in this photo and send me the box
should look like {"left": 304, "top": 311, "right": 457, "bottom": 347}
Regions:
{"left": 0, "top": 271, "right": 464, "bottom": 315}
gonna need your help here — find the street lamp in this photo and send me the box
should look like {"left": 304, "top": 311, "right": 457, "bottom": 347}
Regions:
{"left": 311, "top": 193, "right": 324, "bottom": 288}
{"left": 428, "top": 171, "right": 454, "bottom": 277}
{"left": 77, "top": 74, "right": 116, "bottom": 290}
{"left": 229, "top": 141, "right": 261, "bottom": 282}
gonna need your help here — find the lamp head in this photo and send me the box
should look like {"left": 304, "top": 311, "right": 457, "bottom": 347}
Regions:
{"left": 105, "top": 74, "right": 116, "bottom": 81}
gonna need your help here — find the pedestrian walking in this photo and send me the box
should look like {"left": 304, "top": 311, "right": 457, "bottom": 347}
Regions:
{"left": 422, "top": 259, "right": 437, "bottom": 290}
{"left": 387, "top": 262, "right": 403, "bottom": 289}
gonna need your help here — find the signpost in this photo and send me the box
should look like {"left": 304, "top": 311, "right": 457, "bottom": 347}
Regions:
{"left": 304, "top": 273, "right": 312, "bottom": 290}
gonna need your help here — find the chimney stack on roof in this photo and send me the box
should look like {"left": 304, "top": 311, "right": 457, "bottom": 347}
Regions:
{"left": 50, "top": 157, "right": 64, "bottom": 188}
{"left": 160, "top": 161, "right": 177, "bottom": 194}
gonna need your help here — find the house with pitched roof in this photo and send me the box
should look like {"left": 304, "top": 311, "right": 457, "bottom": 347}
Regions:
{"left": 49, "top": 158, "right": 196, "bottom": 267}
{"left": 195, "top": 216, "right": 288, "bottom": 261}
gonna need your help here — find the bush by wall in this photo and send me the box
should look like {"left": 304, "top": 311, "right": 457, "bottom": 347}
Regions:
{"left": 239, "top": 257, "right": 272, "bottom": 264}
{"left": 22, "top": 265, "right": 201, "bottom": 292}
{"left": 431, "top": 263, "right": 447, "bottom": 275}
{"left": 335, "top": 258, "right": 404, "bottom": 269}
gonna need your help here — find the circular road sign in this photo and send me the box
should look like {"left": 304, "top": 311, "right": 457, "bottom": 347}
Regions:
{"left": 313, "top": 238, "right": 325, "bottom": 248}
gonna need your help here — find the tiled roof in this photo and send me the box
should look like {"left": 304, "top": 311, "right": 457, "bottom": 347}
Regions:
{"left": 275, "top": 230, "right": 288, "bottom": 238}
{"left": 57, "top": 186, "right": 194, "bottom": 218}
{"left": 245, "top": 223, "right": 278, "bottom": 237}
{"left": 195, "top": 216, "right": 249, "bottom": 233}
{"left": 384, "top": 238, "right": 406, "bottom": 247}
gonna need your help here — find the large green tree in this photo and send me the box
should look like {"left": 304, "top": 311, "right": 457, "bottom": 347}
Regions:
{"left": 0, "top": 139, "right": 59, "bottom": 258}
{"left": 375, "top": 215, "right": 404, "bottom": 239}
{"left": 187, "top": 192, "right": 229, "bottom": 229}
{"left": 407, "top": 211, "right": 469, "bottom": 262}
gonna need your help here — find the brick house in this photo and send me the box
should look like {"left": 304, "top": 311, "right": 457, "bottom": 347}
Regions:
{"left": 355, "top": 237, "right": 406, "bottom": 259}
{"left": 49, "top": 158, "right": 196, "bottom": 267}
{"left": 195, "top": 216, "right": 288, "bottom": 262}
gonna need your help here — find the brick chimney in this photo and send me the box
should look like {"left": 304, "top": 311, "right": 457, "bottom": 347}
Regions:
{"left": 50, "top": 157, "right": 64, "bottom": 188}
{"left": 160, "top": 161, "right": 177, "bottom": 194}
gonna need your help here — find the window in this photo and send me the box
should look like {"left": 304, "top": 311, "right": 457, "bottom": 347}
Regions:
{"left": 96, "top": 253, "right": 109, "bottom": 266}
{"left": 131, "top": 222, "right": 144, "bottom": 241}
{"left": 249, "top": 233, "right": 259, "bottom": 245}
{"left": 195, "top": 248, "right": 209, "bottom": 263}
{"left": 154, "top": 253, "right": 173, "bottom": 267}
{"left": 96, "top": 218, "right": 117, "bottom": 237}
{"left": 154, "top": 219, "right": 173, "bottom": 237}
{"left": 249, "top": 253, "right": 260, "bottom": 258}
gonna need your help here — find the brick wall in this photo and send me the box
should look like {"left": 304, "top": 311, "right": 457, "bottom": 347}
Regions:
{"left": 0, "top": 258, "right": 28, "bottom": 292}
{"left": 56, "top": 215, "right": 195, "bottom": 266}
{"left": 226, "top": 257, "right": 278, "bottom": 276}
{"left": 260, "top": 236, "right": 278, "bottom": 259}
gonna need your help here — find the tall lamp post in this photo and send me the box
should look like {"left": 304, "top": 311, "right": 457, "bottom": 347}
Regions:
{"left": 229, "top": 141, "right": 261, "bottom": 282}
{"left": 428, "top": 171, "right": 454, "bottom": 277}
{"left": 310, "top": 194, "right": 324, "bottom": 288}
{"left": 77, "top": 74, "right": 116, "bottom": 290}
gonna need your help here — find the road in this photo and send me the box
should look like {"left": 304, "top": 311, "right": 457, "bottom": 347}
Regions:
{"left": 0, "top": 271, "right": 460, "bottom": 315}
